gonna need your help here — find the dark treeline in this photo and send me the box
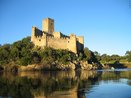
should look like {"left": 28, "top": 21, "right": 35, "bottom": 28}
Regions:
{"left": 93, "top": 51, "right": 131, "bottom": 64}
{"left": 0, "top": 36, "right": 98, "bottom": 67}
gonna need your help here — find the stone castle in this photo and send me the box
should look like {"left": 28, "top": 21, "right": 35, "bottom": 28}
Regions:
{"left": 31, "top": 18, "right": 84, "bottom": 54}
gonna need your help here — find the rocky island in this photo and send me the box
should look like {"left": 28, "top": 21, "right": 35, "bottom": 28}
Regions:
{"left": 0, "top": 18, "right": 130, "bottom": 72}
{"left": 0, "top": 18, "right": 102, "bottom": 72}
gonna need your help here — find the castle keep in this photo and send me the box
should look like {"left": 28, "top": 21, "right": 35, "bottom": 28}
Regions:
{"left": 31, "top": 18, "right": 84, "bottom": 54}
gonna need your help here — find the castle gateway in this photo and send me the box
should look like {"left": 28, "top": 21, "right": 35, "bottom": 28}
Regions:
{"left": 31, "top": 18, "right": 84, "bottom": 54}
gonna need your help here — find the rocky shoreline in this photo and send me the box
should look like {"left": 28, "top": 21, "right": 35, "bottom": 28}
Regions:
{"left": 1, "top": 61, "right": 130, "bottom": 73}
{"left": 0, "top": 61, "right": 102, "bottom": 72}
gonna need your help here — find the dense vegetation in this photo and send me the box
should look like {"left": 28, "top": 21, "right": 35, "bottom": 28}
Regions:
{"left": 0, "top": 37, "right": 98, "bottom": 67}
{"left": 0, "top": 37, "right": 33, "bottom": 66}
{"left": 0, "top": 36, "right": 130, "bottom": 70}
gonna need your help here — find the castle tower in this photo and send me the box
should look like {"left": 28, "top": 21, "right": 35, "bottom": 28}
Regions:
{"left": 31, "top": 26, "right": 36, "bottom": 42}
{"left": 77, "top": 36, "right": 84, "bottom": 53}
{"left": 42, "top": 18, "right": 54, "bottom": 35}
{"left": 68, "top": 34, "right": 77, "bottom": 53}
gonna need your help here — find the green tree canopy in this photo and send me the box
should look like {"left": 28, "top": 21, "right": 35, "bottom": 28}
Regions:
{"left": 125, "top": 50, "right": 131, "bottom": 62}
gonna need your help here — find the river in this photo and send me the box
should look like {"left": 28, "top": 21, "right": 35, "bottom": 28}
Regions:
{"left": 0, "top": 68, "right": 131, "bottom": 98}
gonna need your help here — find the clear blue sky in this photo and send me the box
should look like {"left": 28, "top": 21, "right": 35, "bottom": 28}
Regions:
{"left": 0, "top": 0, "right": 131, "bottom": 55}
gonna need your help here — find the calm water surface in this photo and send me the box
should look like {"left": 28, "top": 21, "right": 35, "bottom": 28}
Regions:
{"left": 0, "top": 69, "right": 131, "bottom": 98}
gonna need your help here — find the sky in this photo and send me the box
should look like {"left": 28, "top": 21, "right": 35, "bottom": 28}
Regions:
{"left": 0, "top": 0, "right": 131, "bottom": 56}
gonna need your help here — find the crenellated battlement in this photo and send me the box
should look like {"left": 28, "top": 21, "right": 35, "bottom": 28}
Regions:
{"left": 35, "top": 36, "right": 42, "bottom": 39}
{"left": 31, "top": 18, "right": 84, "bottom": 54}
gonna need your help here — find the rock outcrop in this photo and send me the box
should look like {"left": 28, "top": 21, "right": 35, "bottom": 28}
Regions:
{"left": 56, "top": 62, "right": 76, "bottom": 70}
{"left": 1, "top": 60, "right": 102, "bottom": 72}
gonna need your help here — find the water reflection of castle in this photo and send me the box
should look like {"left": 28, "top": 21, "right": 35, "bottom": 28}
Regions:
{"left": 19, "top": 71, "right": 98, "bottom": 98}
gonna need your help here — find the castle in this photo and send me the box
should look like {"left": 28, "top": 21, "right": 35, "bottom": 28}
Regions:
{"left": 31, "top": 18, "right": 84, "bottom": 54}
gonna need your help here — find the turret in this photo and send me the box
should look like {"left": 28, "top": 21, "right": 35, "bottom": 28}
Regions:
{"left": 42, "top": 18, "right": 54, "bottom": 35}
{"left": 68, "top": 33, "right": 77, "bottom": 53}
{"left": 31, "top": 26, "right": 36, "bottom": 42}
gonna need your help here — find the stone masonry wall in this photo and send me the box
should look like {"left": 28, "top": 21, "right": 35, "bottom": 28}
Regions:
{"left": 47, "top": 37, "right": 68, "bottom": 50}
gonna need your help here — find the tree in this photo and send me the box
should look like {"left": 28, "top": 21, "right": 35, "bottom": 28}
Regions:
{"left": 125, "top": 51, "right": 131, "bottom": 62}
{"left": 94, "top": 51, "right": 101, "bottom": 61}
{"left": 10, "top": 47, "right": 19, "bottom": 60}
{"left": 101, "top": 54, "right": 110, "bottom": 63}
{"left": 110, "top": 55, "right": 120, "bottom": 61}
{"left": 0, "top": 44, "right": 11, "bottom": 64}
{"left": 83, "top": 47, "right": 98, "bottom": 63}
{"left": 84, "top": 47, "right": 91, "bottom": 61}
{"left": 32, "top": 52, "right": 41, "bottom": 64}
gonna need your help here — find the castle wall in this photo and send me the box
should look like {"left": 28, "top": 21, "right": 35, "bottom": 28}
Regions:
{"left": 53, "top": 32, "right": 61, "bottom": 38}
{"left": 67, "top": 34, "right": 77, "bottom": 53}
{"left": 77, "top": 36, "right": 84, "bottom": 52}
{"left": 46, "top": 36, "right": 78, "bottom": 54}
{"left": 47, "top": 37, "right": 68, "bottom": 50}
{"left": 31, "top": 27, "right": 42, "bottom": 42}
{"left": 31, "top": 27, "right": 47, "bottom": 48}
{"left": 34, "top": 35, "right": 47, "bottom": 47}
